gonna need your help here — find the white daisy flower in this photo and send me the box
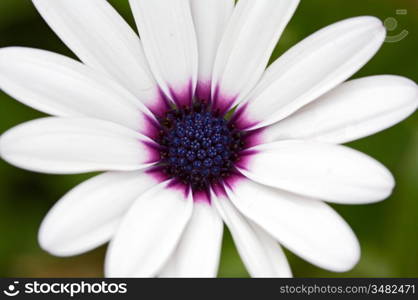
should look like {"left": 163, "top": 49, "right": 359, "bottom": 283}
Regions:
{"left": 0, "top": 0, "right": 417, "bottom": 278}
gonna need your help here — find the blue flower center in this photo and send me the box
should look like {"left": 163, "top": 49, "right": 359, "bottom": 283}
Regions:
{"left": 159, "top": 101, "right": 243, "bottom": 191}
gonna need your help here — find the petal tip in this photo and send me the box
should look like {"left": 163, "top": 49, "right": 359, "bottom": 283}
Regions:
{"left": 328, "top": 229, "right": 361, "bottom": 273}
{"left": 37, "top": 219, "right": 72, "bottom": 258}
{"left": 359, "top": 15, "right": 384, "bottom": 27}
{"left": 376, "top": 166, "right": 396, "bottom": 202}
{"left": 351, "top": 16, "right": 386, "bottom": 41}
{"left": 37, "top": 228, "right": 65, "bottom": 258}
{"left": 0, "top": 132, "right": 14, "bottom": 166}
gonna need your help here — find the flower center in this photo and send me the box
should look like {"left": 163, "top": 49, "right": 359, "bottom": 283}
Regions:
{"left": 158, "top": 101, "right": 243, "bottom": 191}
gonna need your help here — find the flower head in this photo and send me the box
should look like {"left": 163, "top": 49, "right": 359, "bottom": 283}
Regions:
{"left": 0, "top": 0, "right": 417, "bottom": 277}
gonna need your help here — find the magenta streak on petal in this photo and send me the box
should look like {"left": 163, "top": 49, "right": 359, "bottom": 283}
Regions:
{"left": 167, "top": 179, "right": 191, "bottom": 200}
{"left": 147, "top": 88, "right": 172, "bottom": 118}
{"left": 141, "top": 140, "right": 162, "bottom": 164}
{"left": 140, "top": 112, "right": 161, "bottom": 140}
{"left": 145, "top": 166, "right": 171, "bottom": 184}
{"left": 145, "top": 167, "right": 212, "bottom": 203}
{"left": 145, "top": 166, "right": 213, "bottom": 203}
{"left": 235, "top": 149, "right": 259, "bottom": 171}
{"left": 241, "top": 128, "right": 265, "bottom": 149}
{"left": 211, "top": 181, "right": 228, "bottom": 198}
{"left": 223, "top": 171, "right": 247, "bottom": 193}
{"left": 211, "top": 171, "right": 247, "bottom": 198}
{"left": 212, "top": 85, "right": 238, "bottom": 115}
{"left": 196, "top": 81, "right": 211, "bottom": 103}
{"left": 230, "top": 104, "right": 260, "bottom": 130}
{"left": 193, "top": 189, "right": 212, "bottom": 204}
{"left": 168, "top": 80, "right": 194, "bottom": 108}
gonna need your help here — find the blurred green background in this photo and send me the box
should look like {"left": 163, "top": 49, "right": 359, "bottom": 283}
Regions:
{"left": 0, "top": 0, "right": 417, "bottom": 278}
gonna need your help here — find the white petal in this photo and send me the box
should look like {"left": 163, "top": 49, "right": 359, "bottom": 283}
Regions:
{"left": 0, "top": 47, "right": 157, "bottom": 135}
{"left": 239, "top": 140, "right": 394, "bottom": 204}
{"left": 105, "top": 181, "right": 193, "bottom": 277}
{"left": 211, "top": 0, "right": 300, "bottom": 112}
{"left": 32, "top": 0, "right": 162, "bottom": 111}
{"left": 190, "top": 0, "right": 235, "bottom": 100}
{"left": 262, "top": 75, "right": 418, "bottom": 144}
{"left": 237, "top": 16, "right": 386, "bottom": 130}
{"left": 0, "top": 117, "right": 159, "bottom": 174}
{"left": 129, "top": 0, "right": 198, "bottom": 106}
{"left": 226, "top": 179, "right": 360, "bottom": 272}
{"left": 213, "top": 192, "right": 291, "bottom": 277}
{"left": 159, "top": 200, "right": 223, "bottom": 278}
{"left": 39, "top": 171, "right": 158, "bottom": 257}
